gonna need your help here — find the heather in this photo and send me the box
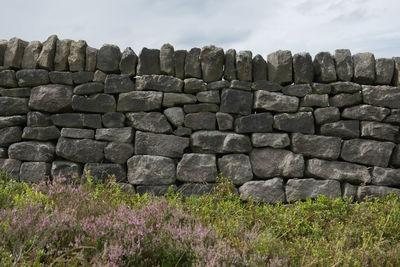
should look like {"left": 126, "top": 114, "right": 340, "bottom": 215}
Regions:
{"left": 0, "top": 172, "right": 400, "bottom": 266}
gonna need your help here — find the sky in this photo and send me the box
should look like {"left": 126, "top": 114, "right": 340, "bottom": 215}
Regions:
{"left": 1, "top": 0, "right": 399, "bottom": 58}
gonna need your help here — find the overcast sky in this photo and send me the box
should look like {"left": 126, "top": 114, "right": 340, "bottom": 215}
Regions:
{"left": 1, "top": 0, "right": 399, "bottom": 58}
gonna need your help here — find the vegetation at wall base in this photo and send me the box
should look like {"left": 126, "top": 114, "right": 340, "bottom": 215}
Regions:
{"left": 0, "top": 171, "right": 399, "bottom": 266}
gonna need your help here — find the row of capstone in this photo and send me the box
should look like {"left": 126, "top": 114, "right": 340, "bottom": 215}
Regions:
{"left": 1, "top": 35, "right": 400, "bottom": 86}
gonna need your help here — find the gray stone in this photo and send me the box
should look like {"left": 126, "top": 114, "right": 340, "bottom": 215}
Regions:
{"left": 184, "top": 112, "right": 216, "bottom": 130}
{"left": 293, "top": 52, "right": 313, "bottom": 84}
{"left": 173, "top": 126, "right": 192, "bottom": 137}
{"left": 95, "top": 127, "right": 134, "bottom": 143}
{"left": 163, "top": 107, "right": 184, "bottom": 127}
{"left": 312, "top": 83, "right": 331, "bottom": 94}
{"left": 191, "top": 130, "right": 251, "bottom": 153}
{"left": 22, "top": 126, "right": 60, "bottom": 141}
{"left": 93, "top": 70, "right": 107, "bottom": 83}
{"left": 3, "top": 37, "right": 28, "bottom": 69}
{"left": 178, "top": 184, "right": 215, "bottom": 196}
{"left": 224, "top": 49, "right": 237, "bottom": 81}
{"left": 390, "top": 144, "right": 400, "bottom": 167}
{"left": 51, "top": 161, "right": 81, "bottom": 180}
{"left": 0, "top": 70, "right": 17, "bottom": 88}
{"left": 0, "top": 40, "right": 6, "bottom": 66}
{"left": 314, "top": 107, "right": 340, "bottom": 125}
{"left": 251, "top": 133, "right": 290, "bottom": 148}
{"left": 353, "top": 52, "right": 376, "bottom": 84}
{"left": 0, "top": 97, "right": 29, "bottom": 115}
{"left": 160, "top": 43, "right": 174, "bottom": 76}
{"left": 207, "top": 80, "right": 229, "bottom": 90}
{"left": 0, "top": 127, "right": 22, "bottom": 146}
{"left": 250, "top": 148, "right": 304, "bottom": 178}
{"left": 252, "top": 54, "right": 267, "bottom": 81}
{"left": 37, "top": 35, "right": 57, "bottom": 70}
{"left": 363, "top": 86, "right": 400, "bottom": 108}
{"left": 48, "top": 71, "right": 73, "bottom": 85}
{"left": 104, "top": 142, "right": 134, "bottom": 164}
{"left": 299, "top": 107, "right": 314, "bottom": 112}
{"left": 273, "top": 112, "right": 315, "bottom": 134}
{"left": 239, "top": 179, "right": 285, "bottom": 203}
{"left": 282, "top": 84, "right": 312, "bottom": 97}
{"left": 177, "top": 153, "right": 217, "bottom": 182}
{"left": 0, "top": 88, "right": 31, "bottom": 98}
{"left": 54, "top": 39, "right": 71, "bottom": 71}
{"left": 0, "top": 147, "right": 9, "bottom": 157}
{"left": 343, "top": 183, "right": 358, "bottom": 199}
{"left": 0, "top": 115, "right": 26, "bottom": 128}
{"left": 21, "top": 41, "right": 42, "bottom": 69}
{"left": 216, "top": 112, "right": 233, "bottom": 130}
{"left": 330, "top": 82, "right": 361, "bottom": 94}
{"left": 330, "top": 93, "right": 362, "bottom": 108}
{"left": 267, "top": 50, "right": 293, "bottom": 85}
{"left": 174, "top": 50, "right": 186, "bottom": 79}
{"left": 230, "top": 80, "right": 251, "bottom": 90}
{"left": 72, "top": 71, "right": 93, "bottom": 84}
{"left": 301, "top": 94, "right": 329, "bottom": 107}
{"left": 183, "top": 103, "right": 219, "bottom": 113}
{"left": 135, "top": 131, "right": 189, "bottom": 158}
{"left": 291, "top": 133, "right": 341, "bottom": 160}
{"left": 286, "top": 178, "right": 341, "bottom": 202}
{"left": 51, "top": 113, "right": 102, "bottom": 129}
{"left": 72, "top": 94, "right": 116, "bottom": 113}
{"left": 196, "top": 90, "right": 220, "bottom": 103}
{"left": 218, "top": 154, "right": 253, "bottom": 185}
{"left": 60, "top": 128, "right": 94, "bottom": 139}
{"left": 119, "top": 47, "right": 137, "bottom": 76}
{"left": 29, "top": 84, "right": 72, "bottom": 112}
{"left": 96, "top": 44, "right": 121, "bottom": 73}
{"left": 20, "top": 162, "right": 51, "bottom": 183}
{"left": 320, "top": 120, "right": 360, "bottom": 138}
{"left": 68, "top": 40, "right": 86, "bottom": 72}
{"left": 136, "top": 74, "right": 183, "bottom": 92}
{"left": 83, "top": 163, "right": 126, "bottom": 182}
{"left": 384, "top": 113, "right": 400, "bottom": 125}
{"left": 356, "top": 185, "right": 400, "bottom": 201}
{"left": 334, "top": 49, "right": 353, "bottom": 82}
{"left": 251, "top": 80, "right": 282, "bottom": 92}
{"left": 341, "top": 139, "right": 395, "bottom": 167}
{"left": 56, "top": 137, "right": 106, "bottom": 163}
{"left": 74, "top": 82, "right": 104, "bottom": 95}
{"left": 393, "top": 57, "right": 400, "bottom": 86}
{"left": 361, "top": 121, "right": 399, "bottom": 142}
{"left": 184, "top": 78, "right": 206, "bottom": 93}
{"left": 234, "top": 112, "right": 273, "bottom": 133}
{"left": 137, "top": 47, "right": 160, "bottom": 75}
{"left": 118, "top": 91, "right": 162, "bottom": 112}
{"left": 253, "top": 91, "right": 298, "bottom": 112}
{"left": 200, "top": 45, "right": 224, "bottom": 82}
{"left": 342, "top": 104, "right": 390, "bottom": 121}
{"left": 136, "top": 185, "right": 176, "bottom": 196}
{"left": 375, "top": 58, "right": 394, "bottom": 85}
{"left": 16, "top": 69, "right": 49, "bottom": 87}
{"left": 127, "top": 155, "right": 176, "bottom": 185}
{"left": 9, "top": 141, "right": 55, "bottom": 162}
{"left": 85, "top": 46, "right": 97, "bottom": 72}
{"left": 220, "top": 89, "right": 253, "bottom": 115}
{"left": 126, "top": 112, "right": 172, "bottom": 133}
{"left": 313, "top": 52, "right": 337, "bottom": 83}
{"left": 236, "top": 50, "right": 252, "bottom": 81}
{"left": 185, "top": 48, "right": 201, "bottom": 79}
{"left": 102, "top": 112, "right": 125, "bottom": 128}
{"left": 104, "top": 74, "right": 134, "bottom": 93}
{"left": 0, "top": 159, "right": 21, "bottom": 180}
{"left": 372, "top": 167, "right": 400, "bottom": 187}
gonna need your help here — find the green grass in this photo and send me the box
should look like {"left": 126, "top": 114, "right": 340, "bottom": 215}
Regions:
{"left": 0, "top": 171, "right": 400, "bottom": 266}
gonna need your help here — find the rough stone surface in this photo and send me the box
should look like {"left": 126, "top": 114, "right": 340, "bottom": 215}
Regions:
{"left": 330, "top": 92, "right": 362, "bottom": 108}
{"left": 54, "top": 39, "right": 71, "bottom": 71}
{"left": 250, "top": 148, "right": 304, "bottom": 178}
{"left": 200, "top": 45, "right": 224, "bottom": 82}
{"left": 173, "top": 126, "right": 192, "bottom": 137}
{"left": 353, "top": 52, "right": 376, "bottom": 84}
{"left": 96, "top": 44, "right": 121, "bottom": 73}
{"left": 0, "top": 126, "right": 22, "bottom": 146}
{"left": 160, "top": 43, "right": 174, "bottom": 76}
{"left": 177, "top": 153, "right": 217, "bottom": 182}
{"left": 173, "top": 50, "right": 186, "bottom": 79}
{"left": 37, "top": 35, "right": 57, "bottom": 70}
{"left": 135, "top": 131, "right": 189, "bottom": 158}
{"left": 0, "top": 159, "right": 21, "bottom": 180}
{"left": 0, "top": 115, "right": 26, "bottom": 128}
{"left": 314, "top": 107, "right": 340, "bottom": 125}
{"left": 60, "top": 128, "right": 94, "bottom": 139}
{"left": 22, "top": 126, "right": 60, "bottom": 141}
{"left": 56, "top": 137, "right": 106, "bottom": 163}
{"left": 291, "top": 133, "right": 341, "bottom": 160}
{"left": 356, "top": 185, "right": 400, "bottom": 201}
{"left": 196, "top": 90, "right": 220, "bottom": 103}
{"left": 51, "top": 113, "right": 101, "bottom": 129}
{"left": 363, "top": 86, "right": 400, "bottom": 109}
{"left": 273, "top": 112, "right": 314, "bottom": 134}
{"left": 20, "top": 162, "right": 51, "bottom": 183}
{"left": 343, "top": 183, "right": 358, "bottom": 199}
{"left": 183, "top": 112, "right": 215, "bottom": 130}
{"left": 126, "top": 112, "right": 172, "bottom": 133}
{"left": 375, "top": 58, "right": 394, "bottom": 85}
{"left": 286, "top": 178, "right": 341, "bottom": 202}
{"left": 118, "top": 91, "right": 162, "bottom": 112}
{"left": 282, "top": 84, "right": 312, "bottom": 97}
{"left": 136, "top": 74, "right": 183, "bottom": 93}
{"left": 218, "top": 154, "right": 253, "bottom": 185}
{"left": 183, "top": 78, "right": 206, "bottom": 93}
{"left": 15, "top": 69, "right": 48, "bottom": 87}
{"left": 104, "top": 142, "right": 134, "bottom": 164}
{"left": 137, "top": 48, "right": 160, "bottom": 75}
{"left": 119, "top": 47, "right": 137, "bottom": 76}
{"left": 29, "top": 84, "right": 72, "bottom": 112}
{"left": 72, "top": 94, "right": 115, "bottom": 113}
{"left": 95, "top": 127, "right": 134, "bottom": 143}
{"left": 334, "top": 49, "right": 353, "bottom": 82}
{"left": 191, "top": 130, "right": 251, "bottom": 153}
{"left": 267, "top": 50, "right": 292, "bottom": 85}
{"left": 342, "top": 104, "right": 390, "bottom": 121}
{"left": 93, "top": 70, "right": 107, "bottom": 83}
{"left": 51, "top": 161, "right": 81, "bottom": 180}
{"left": 85, "top": 46, "right": 97, "bottom": 72}
{"left": 293, "top": 52, "right": 313, "bottom": 84}
{"left": 4, "top": 37, "right": 28, "bottom": 69}
{"left": 21, "top": 41, "right": 42, "bottom": 69}
{"left": 68, "top": 40, "right": 86, "bottom": 72}
{"left": 319, "top": 120, "right": 360, "bottom": 138}
{"left": 393, "top": 57, "right": 400, "bottom": 86}
{"left": 185, "top": 48, "right": 201, "bottom": 79}
{"left": 216, "top": 112, "right": 233, "bottom": 130}
{"left": 236, "top": 50, "right": 252, "bottom": 81}
{"left": 372, "top": 167, "right": 400, "bottom": 187}
{"left": 313, "top": 52, "right": 337, "bottom": 83}
{"left": 74, "top": 82, "right": 104, "bottom": 95}
{"left": 360, "top": 121, "right": 399, "bottom": 142}
{"left": 224, "top": 49, "right": 237, "bottom": 81}
{"left": 48, "top": 71, "right": 73, "bottom": 85}
{"left": 301, "top": 94, "right": 329, "bottom": 107}
{"left": 251, "top": 133, "right": 290, "bottom": 148}
{"left": 0, "top": 97, "right": 28, "bottom": 115}
{"left": 239, "top": 179, "right": 285, "bottom": 203}
{"left": 234, "top": 113, "right": 273, "bottom": 133}
{"left": 0, "top": 87, "right": 31, "bottom": 98}
{"left": 104, "top": 74, "right": 134, "bottom": 93}
{"left": 251, "top": 80, "right": 282, "bottom": 92}
{"left": 252, "top": 54, "right": 267, "bottom": 81}
{"left": 0, "top": 40, "right": 6, "bottom": 66}
{"left": 312, "top": 83, "right": 331, "bottom": 94}
{"left": 220, "top": 89, "right": 253, "bottom": 115}
{"left": 128, "top": 155, "right": 175, "bottom": 185}
{"left": 341, "top": 139, "right": 395, "bottom": 167}
{"left": 330, "top": 82, "right": 361, "bottom": 94}
{"left": 230, "top": 80, "right": 252, "bottom": 90}
{"left": 102, "top": 112, "right": 125, "bottom": 128}
{"left": 253, "top": 91, "right": 298, "bottom": 113}
{"left": 0, "top": 70, "right": 18, "bottom": 88}
{"left": 72, "top": 71, "right": 93, "bottom": 84}
{"left": 163, "top": 107, "right": 184, "bottom": 127}
{"left": 183, "top": 103, "right": 219, "bottom": 113}
{"left": 83, "top": 163, "right": 126, "bottom": 182}
{"left": 9, "top": 141, "right": 55, "bottom": 162}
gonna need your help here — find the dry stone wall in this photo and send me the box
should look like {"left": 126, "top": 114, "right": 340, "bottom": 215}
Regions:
{"left": 0, "top": 35, "right": 400, "bottom": 202}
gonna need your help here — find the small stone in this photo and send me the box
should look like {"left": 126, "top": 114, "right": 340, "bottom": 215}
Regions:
{"left": 0, "top": 126, "right": 22, "bottom": 146}
{"left": 60, "top": 128, "right": 94, "bottom": 139}
{"left": 37, "top": 35, "right": 58, "bottom": 70}
{"left": 286, "top": 178, "right": 341, "bottom": 202}
{"left": 184, "top": 112, "right": 216, "bottom": 130}
{"left": 96, "top": 44, "right": 121, "bottom": 73}
{"left": 334, "top": 49, "right": 353, "bottom": 82}
{"left": 54, "top": 39, "right": 71, "bottom": 71}
{"left": 251, "top": 80, "right": 282, "bottom": 92}
{"left": 51, "top": 113, "right": 102, "bottom": 129}
{"left": 85, "top": 46, "right": 97, "bottom": 72}
{"left": 343, "top": 183, "right": 358, "bottom": 199}
{"left": 95, "top": 127, "right": 134, "bottom": 143}
{"left": 375, "top": 58, "right": 394, "bottom": 85}
{"left": 230, "top": 80, "right": 251, "bottom": 90}
{"left": 3, "top": 37, "right": 28, "bottom": 69}
{"left": 51, "top": 161, "right": 81, "bottom": 180}
{"left": 137, "top": 47, "right": 160, "bottom": 75}
{"left": 173, "top": 126, "right": 192, "bottom": 137}
{"left": 356, "top": 185, "right": 400, "bottom": 201}
{"left": 299, "top": 107, "right": 314, "bottom": 112}
{"left": 128, "top": 155, "right": 175, "bottom": 185}
{"left": 118, "top": 91, "right": 162, "bottom": 112}
{"left": 22, "top": 126, "right": 60, "bottom": 141}
{"left": 218, "top": 154, "right": 253, "bottom": 185}
{"left": 216, "top": 112, "right": 233, "bottom": 130}
{"left": 353, "top": 52, "right": 376, "bottom": 84}
{"left": 0, "top": 159, "right": 21, "bottom": 180}
{"left": 190, "top": 130, "right": 251, "bottom": 153}
{"left": 0, "top": 70, "right": 17, "bottom": 88}
{"left": 314, "top": 107, "right": 340, "bottom": 125}
{"left": 20, "top": 162, "right": 51, "bottom": 183}
{"left": 21, "top": 41, "right": 42, "bottom": 69}
{"left": 371, "top": 167, "right": 400, "bottom": 187}
{"left": 239, "top": 178, "right": 285, "bottom": 203}
{"left": 183, "top": 103, "right": 219, "bottom": 113}
{"left": 126, "top": 112, "right": 172, "bottom": 133}
{"left": 234, "top": 113, "right": 273, "bottom": 133}
{"left": 136, "top": 75, "right": 183, "bottom": 92}
{"left": 196, "top": 90, "right": 220, "bottom": 103}
{"left": 363, "top": 86, "right": 400, "bottom": 109}
{"left": 0, "top": 87, "right": 31, "bottom": 98}
{"left": 207, "top": 80, "right": 229, "bottom": 90}
{"left": 102, "top": 112, "right": 125, "bottom": 128}
{"left": 253, "top": 91, "right": 298, "bottom": 112}
{"left": 72, "top": 94, "right": 116, "bottom": 113}
{"left": 104, "top": 142, "right": 134, "bottom": 164}
{"left": 291, "top": 133, "right": 341, "bottom": 160}
{"left": 27, "top": 112, "right": 52, "bottom": 127}
{"left": 184, "top": 78, "right": 206, "bottom": 93}
{"left": 93, "top": 70, "right": 107, "bottom": 83}
{"left": 48, "top": 71, "right": 73, "bottom": 85}
{"left": 273, "top": 112, "right": 315, "bottom": 134}
{"left": 293, "top": 52, "right": 313, "bottom": 84}
{"left": 282, "top": 84, "right": 312, "bottom": 97}
{"left": 73, "top": 82, "right": 104, "bottom": 95}
{"left": 330, "top": 81, "right": 361, "bottom": 94}
{"left": 185, "top": 48, "right": 201, "bottom": 79}
{"left": 104, "top": 74, "right": 134, "bottom": 93}
{"left": 251, "top": 133, "right": 290, "bottom": 148}
{"left": 135, "top": 131, "right": 189, "bottom": 158}
{"left": 9, "top": 141, "right": 55, "bottom": 162}
{"left": 319, "top": 120, "right": 360, "bottom": 138}
{"left": 313, "top": 52, "right": 337, "bottom": 83}
{"left": 236, "top": 50, "right": 252, "bottom": 81}
{"left": 16, "top": 69, "right": 49, "bottom": 87}
{"left": 330, "top": 92, "right": 362, "bottom": 108}
{"left": 360, "top": 121, "right": 399, "bottom": 142}
{"left": 83, "top": 163, "right": 126, "bottom": 182}
{"left": 220, "top": 89, "right": 253, "bottom": 115}
{"left": 301, "top": 94, "right": 329, "bottom": 107}
{"left": 119, "top": 47, "right": 137, "bottom": 76}
{"left": 0, "top": 115, "right": 26, "bottom": 128}
{"left": 200, "top": 45, "right": 224, "bottom": 82}
{"left": 174, "top": 50, "right": 186, "bottom": 79}
{"left": 224, "top": 49, "right": 237, "bottom": 81}
{"left": 163, "top": 107, "right": 184, "bottom": 127}
{"left": 267, "top": 50, "right": 293, "bottom": 85}
{"left": 72, "top": 71, "right": 93, "bottom": 84}
{"left": 56, "top": 137, "right": 106, "bottom": 163}
{"left": 29, "top": 85, "right": 72, "bottom": 113}
{"left": 177, "top": 153, "right": 217, "bottom": 182}
{"left": 252, "top": 54, "right": 267, "bottom": 81}
{"left": 0, "top": 97, "right": 28, "bottom": 115}
{"left": 68, "top": 40, "right": 86, "bottom": 72}
{"left": 160, "top": 43, "right": 174, "bottom": 76}
{"left": 312, "top": 83, "right": 331, "bottom": 94}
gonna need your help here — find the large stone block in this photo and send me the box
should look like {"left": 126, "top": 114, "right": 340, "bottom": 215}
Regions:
{"left": 163, "top": 107, "right": 184, "bottom": 127}
{"left": 341, "top": 139, "right": 395, "bottom": 167}
{"left": 127, "top": 155, "right": 175, "bottom": 185}
{"left": 0, "top": 97, "right": 28, "bottom": 116}
{"left": 251, "top": 133, "right": 290, "bottom": 148}
{"left": 342, "top": 104, "right": 390, "bottom": 121}
{"left": 72, "top": 71, "right": 94, "bottom": 84}
{"left": 250, "top": 148, "right": 304, "bottom": 178}
{"left": 253, "top": 91, "right": 298, "bottom": 112}
{"left": 0, "top": 40, "right": 6, "bottom": 66}
{"left": 73, "top": 82, "right": 104, "bottom": 95}
{"left": 173, "top": 50, "right": 186, "bottom": 79}
{"left": 372, "top": 167, "right": 400, "bottom": 187}
{"left": 185, "top": 48, "right": 201, "bottom": 79}
{"left": 353, "top": 52, "right": 375, "bottom": 84}
{"left": 184, "top": 78, "right": 206, "bottom": 94}
{"left": 162, "top": 93, "right": 196, "bottom": 107}
{"left": 319, "top": 120, "right": 360, "bottom": 138}
{"left": 95, "top": 127, "right": 134, "bottom": 143}
{"left": 306, "top": 158, "right": 371, "bottom": 184}
{"left": 216, "top": 112, "right": 233, "bottom": 131}
{"left": 160, "top": 43, "right": 174, "bottom": 76}
{"left": 21, "top": 41, "right": 42, "bottom": 69}
{"left": 234, "top": 113, "right": 273, "bottom": 133}
{"left": 191, "top": 130, "right": 251, "bottom": 153}
{"left": 375, "top": 58, "right": 394, "bottom": 85}
{"left": 273, "top": 112, "right": 314, "bottom": 134}
{"left": 236, "top": 50, "right": 252, "bottom": 81}
{"left": 220, "top": 89, "right": 253, "bottom": 115}
{"left": 135, "top": 131, "right": 189, "bottom": 158}
{"left": 286, "top": 178, "right": 341, "bottom": 202}
{"left": 136, "top": 74, "right": 183, "bottom": 92}
{"left": 104, "top": 74, "right": 134, "bottom": 93}
{"left": 196, "top": 90, "right": 220, "bottom": 103}
{"left": 3, "top": 37, "right": 28, "bottom": 69}
{"left": 293, "top": 52, "right": 313, "bottom": 84}
{"left": 102, "top": 112, "right": 125, "bottom": 128}
{"left": 0, "top": 70, "right": 17, "bottom": 88}
{"left": 60, "top": 128, "right": 94, "bottom": 139}
{"left": 267, "top": 50, "right": 292, "bottom": 85}
{"left": 104, "top": 142, "right": 134, "bottom": 164}
{"left": 22, "top": 126, "right": 60, "bottom": 141}
{"left": 183, "top": 103, "right": 218, "bottom": 113}
{"left": 83, "top": 163, "right": 126, "bottom": 182}
{"left": 56, "top": 137, "right": 106, "bottom": 163}
{"left": 356, "top": 185, "right": 400, "bottom": 201}
{"left": 313, "top": 52, "right": 336, "bottom": 83}
{"left": 37, "top": 35, "right": 58, "bottom": 70}
{"left": 20, "top": 162, "right": 51, "bottom": 183}
{"left": 282, "top": 84, "right": 312, "bottom": 97}
{"left": 96, "top": 44, "right": 121, "bottom": 73}
{"left": 301, "top": 94, "right": 329, "bottom": 107}
{"left": 224, "top": 49, "right": 236, "bottom": 81}
{"left": 50, "top": 113, "right": 102, "bottom": 129}
{"left": 291, "top": 133, "right": 341, "bottom": 160}
{"left": 54, "top": 39, "right": 71, "bottom": 71}
{"left": 16, "top": 69, "right": 49, "bottom": 87}
{"left": 137, "top": 48, "right": 160, "bottom": 75}
{"left": 218, "top": 154, "right": 253, "bottom": 185}
{"left": 9, "top": 141, "right": 55, "bottom": 162}
{"left": 117, "top": 91, "right": 162, "bottom": 112}
{"left": 330, "top": 81, "right": 361, "bottom": 94}
{"left": 0, "top": 115, "right": 26, "bottom": 128}
{"left": 334, "top": 49, "right": 353, "bottom": 82}
{"left": 72, "top": 94, "right": 116, "bottom": 113}
{"left": 0, "top": 87, "right": 31, "bottom": 98}
{"left": 330, "top": 92, "right": 362, "bottom": 108}
{"left": 393, "top": 57, "right": 400, "bottom": 86}
{"left": 48, "top": 71, "right": 73, "bottom": 85}
{"left": 361, "top": 121, "right": 399, "bottom": 142}
{"left": 0, "top": 158, "right": 21, "bottom": 180}
{"left": 68, "top": 40, "right": 87, "bottom": 72}
{"left": 0, "top": 126, "right": 22, "bottom": 146}
{"left": 239, "top": 178, "right": 285, "bottom": 203}
{"left": 252, "top": 54, "right": 267, "bottom": 81}
{"left": 85, "top": 46, "right": 97, "bottom": 72}
{"left": 177, "top": 153, "right": 217, "bottom": 182}
{"left": 363, "top": 86, "right": 400, "bottom": 109}
{"left": 119, "top": 47, "right": 137, "bottom": 76}
{"left": 200, "top": 45, "right": 224, "bottom": 82}
{"left": 29, "top": 84, "right": 72, "bottom": 113}
{"left": 184, "top": 112, "right": 216, "bottom": 130}
{"left": 51, "top": 161, "right": 82, "bottom": 180}
{"left": 126, "top": 112, "right": 172, "bottom": 133}
{"left": 251, "top": 80, "right": 282, "bottom": 92}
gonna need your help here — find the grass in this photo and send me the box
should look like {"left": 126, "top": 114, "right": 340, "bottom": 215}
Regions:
{"left": 0, "top": 171, "right": 399, "bottom": 266}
